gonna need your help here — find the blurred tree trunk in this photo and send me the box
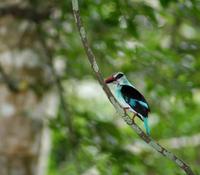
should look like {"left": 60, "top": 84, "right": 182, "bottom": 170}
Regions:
{"left": 0, "top": 1, "right": 54, "bottom": 175}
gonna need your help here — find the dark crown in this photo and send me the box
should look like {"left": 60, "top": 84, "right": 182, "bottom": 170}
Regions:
{"left": 115, "top": 72, "right": 124, "bottom": 79}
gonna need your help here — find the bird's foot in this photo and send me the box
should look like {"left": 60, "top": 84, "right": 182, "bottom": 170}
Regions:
{"left": 123, "top": 107, "right": 130, "bottom": 113}
{"left": 132, "top": 113, "right": 137, "bottom": 122}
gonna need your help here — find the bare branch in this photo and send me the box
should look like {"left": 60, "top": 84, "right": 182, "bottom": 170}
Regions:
{"left": 36, "top": 26, "right": 77, "bottom": 147}
{"left": 127, "top": 133, "right": 200, "bottom": 154}
{"left": 71, "top": 1, "right": 195, "bottom": 175}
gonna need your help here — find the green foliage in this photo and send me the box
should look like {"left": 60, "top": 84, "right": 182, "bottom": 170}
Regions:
{"left": 43, "top": 0, "right": 200, "bottom": 174}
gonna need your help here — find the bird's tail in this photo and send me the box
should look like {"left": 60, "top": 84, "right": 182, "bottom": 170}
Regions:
{"left": 143, "top": 117, "right": 150, "bottom": 135}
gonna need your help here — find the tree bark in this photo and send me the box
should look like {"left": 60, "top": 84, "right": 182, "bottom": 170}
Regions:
{"left": 0, "top": 2, "right": 55, "bottom": 175}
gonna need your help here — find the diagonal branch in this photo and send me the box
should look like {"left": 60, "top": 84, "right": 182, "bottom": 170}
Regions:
{"left": 36, "top": 25, "right": 81, "bottom": 173}
{"left": 36, "top": 26, "right": 77, "bottom": 146}
{"left": 71, "top": 0, "right": 195, "bottom": 175}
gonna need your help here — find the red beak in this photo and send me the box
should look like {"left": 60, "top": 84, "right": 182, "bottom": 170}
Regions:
{"left": 104, "top": 76, "right": 116, "bottom": 84}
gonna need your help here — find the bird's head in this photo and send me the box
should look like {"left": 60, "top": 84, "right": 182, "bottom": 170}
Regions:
{"left": 104, "top": 72, "right": 127, "bottom": 85}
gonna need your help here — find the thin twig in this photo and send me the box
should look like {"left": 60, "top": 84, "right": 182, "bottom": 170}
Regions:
{"left": 36, "top": 26, "right": 76, "bottom": 146}
{"left": 37, "top": 25, "right": 82, "bottom": 174}
{"left": 71, "top": 1, "right": 195, "bottom": 175}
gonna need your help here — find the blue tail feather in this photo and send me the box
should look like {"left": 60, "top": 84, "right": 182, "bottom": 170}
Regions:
{"left": 143, "top": 117, "right": 150, "bottom": 135}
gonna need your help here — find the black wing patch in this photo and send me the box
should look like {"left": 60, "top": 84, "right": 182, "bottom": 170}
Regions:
{"left": 121, "top": 85, "right": 150, "bottom": 112}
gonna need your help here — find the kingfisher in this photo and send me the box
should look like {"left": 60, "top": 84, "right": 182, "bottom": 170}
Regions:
{"left": 105, "top": 72, "right": 151, "bottom": 135}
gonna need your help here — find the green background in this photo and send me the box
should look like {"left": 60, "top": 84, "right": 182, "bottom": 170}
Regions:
{"left": 44, "top": 0, "right": 200, "bottom": 174}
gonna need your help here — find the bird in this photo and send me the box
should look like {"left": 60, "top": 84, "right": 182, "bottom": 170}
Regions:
{"left": 104, "top": 72, "right": 151, "bottom": 135}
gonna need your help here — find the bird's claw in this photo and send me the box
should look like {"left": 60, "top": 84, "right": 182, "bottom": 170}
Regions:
{"left": 132, "top": 113, "right": 137, "bottom": 122}
{"left": 123, "top": 107, "right": 130, "bottom": 113}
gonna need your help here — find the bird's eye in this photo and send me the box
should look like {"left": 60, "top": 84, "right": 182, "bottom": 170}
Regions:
{"left": 116, "top": 73, "right": 124, "bottom": 79}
